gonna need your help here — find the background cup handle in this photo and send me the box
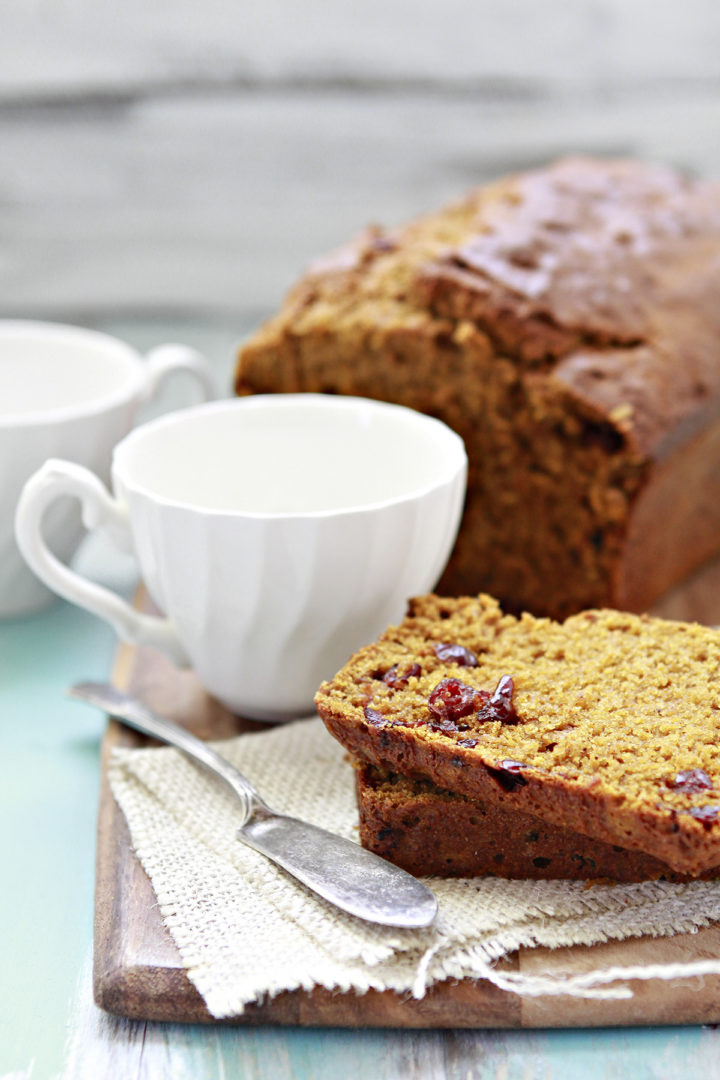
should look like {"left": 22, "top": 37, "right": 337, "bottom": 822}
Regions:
{"left": 14, "top": 459, "right": 189, "bottom": 666}
{"left": 142, "top": 343, "right": 215, "bottom": 404}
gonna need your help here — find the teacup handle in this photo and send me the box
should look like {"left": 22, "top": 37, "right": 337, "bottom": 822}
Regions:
{"left": 14, "top": 459, "right": 189, "bottom": 666}
{"left": 142, "top": 343, "right": 215, "bottom": 403}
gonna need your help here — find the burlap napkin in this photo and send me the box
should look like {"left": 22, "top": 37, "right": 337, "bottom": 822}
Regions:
{"left": 109, "top": 718, "right": 720, "bottom": 1019}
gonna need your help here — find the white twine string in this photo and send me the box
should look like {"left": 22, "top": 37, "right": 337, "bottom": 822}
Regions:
{"left": 474, "top": 957, "right": 720, "bottom": 1000}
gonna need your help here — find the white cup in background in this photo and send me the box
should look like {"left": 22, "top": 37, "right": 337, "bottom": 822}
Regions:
{"left": 1, "top": 321, "right": 213, "bottom": 618}
{"left": 15, "top": 395, "right": 467, "bottom": 720}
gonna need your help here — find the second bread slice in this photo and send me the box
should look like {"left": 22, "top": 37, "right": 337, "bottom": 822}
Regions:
{"left": 355, "top": 763, "right": 714, "bottom": 882}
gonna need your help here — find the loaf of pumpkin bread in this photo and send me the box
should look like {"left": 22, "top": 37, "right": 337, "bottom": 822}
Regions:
{"left": 355, "top": 763, "right": 716, "bottom": 882}
{"left": 236, "top": 157, "right": 720, "bottom": 619}
{"left": 315, "top": 594, "right": 720, "bottom": 876}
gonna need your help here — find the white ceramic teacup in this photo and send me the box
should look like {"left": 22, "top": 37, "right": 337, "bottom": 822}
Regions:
{"left": 15, "top": 395, "right": 467, "bottom": 720}
{"left": 0, "top": 320, "right": 213, "bottom": 618}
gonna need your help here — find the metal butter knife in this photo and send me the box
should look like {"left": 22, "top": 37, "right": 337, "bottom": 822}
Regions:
{"left": 69, "top": 681, "right": 437, "bottom": 928}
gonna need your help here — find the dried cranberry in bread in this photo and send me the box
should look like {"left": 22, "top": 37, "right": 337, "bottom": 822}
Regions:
{"left": 315, "top": 594, "right": 720, "bottom": 876}
{"left": 355, "top": 763, "right": 716, "bottom": 882}
{"left": 236, "top": 157, "right": 720, "bottom": 619}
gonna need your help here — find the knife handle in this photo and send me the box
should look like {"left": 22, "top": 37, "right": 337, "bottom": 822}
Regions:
{"left": 71, "top": 682, "right": 268, "bottom": 824}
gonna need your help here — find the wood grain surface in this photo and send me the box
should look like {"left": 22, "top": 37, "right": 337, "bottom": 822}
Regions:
{"left": 2, "top": 0, "right": 720, "bottom": 322}
{"left": 95, "top": 564, "right": 720, "bottom": 1027}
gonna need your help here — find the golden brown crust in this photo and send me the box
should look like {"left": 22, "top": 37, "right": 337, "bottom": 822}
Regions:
{"left": 355, "top": 763, "right": 717, "bottom": 882}
{"left": 315, "top": 594, "right": 720, "bottom": 875}
{"left": 236, "top": 158, "right": 720, "bottom": 619}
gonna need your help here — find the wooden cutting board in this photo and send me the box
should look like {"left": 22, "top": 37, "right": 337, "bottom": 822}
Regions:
{"left": 94, "top": 564, "right": 720, "bottom": 1027}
